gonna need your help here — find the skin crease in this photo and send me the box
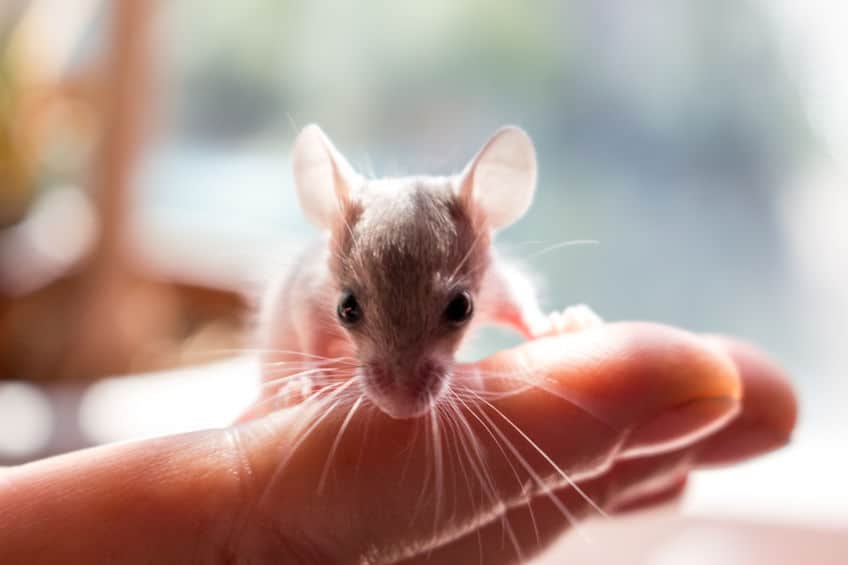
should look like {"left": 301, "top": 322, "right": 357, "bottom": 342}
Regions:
{"left": 0, "top": 323, "right": 797, "bottom": 564}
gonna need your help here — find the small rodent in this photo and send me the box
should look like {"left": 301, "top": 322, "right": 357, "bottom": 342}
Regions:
{"left": 258, "top": 125, "right": 602, "bottom": 419}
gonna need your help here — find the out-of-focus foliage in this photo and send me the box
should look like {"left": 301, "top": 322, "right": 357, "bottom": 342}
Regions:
{"left": 0, "top": 46, "right": 33, "bottom": 227}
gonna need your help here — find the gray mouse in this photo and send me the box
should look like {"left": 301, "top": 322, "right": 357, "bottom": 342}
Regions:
{"left": 257, "top": 125, "right": 602, "bottom": 419}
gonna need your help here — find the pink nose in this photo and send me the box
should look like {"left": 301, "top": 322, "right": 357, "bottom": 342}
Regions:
{"left": 363, "top": 359, "right": 448, "bottom": 418}
{"left": 369, "top": 359, "right": 444, "bottom": 392}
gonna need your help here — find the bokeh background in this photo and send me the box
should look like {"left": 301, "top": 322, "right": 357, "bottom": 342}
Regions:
{"left": 1, "top": 1, "right": 845, "bottom": 563}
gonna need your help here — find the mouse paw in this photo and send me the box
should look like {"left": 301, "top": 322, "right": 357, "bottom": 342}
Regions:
{"left": 538, "top": 304, "right": 603, "bottom": 336}
{"left": 277, "top": 373, "right": 315, "bottom": 405}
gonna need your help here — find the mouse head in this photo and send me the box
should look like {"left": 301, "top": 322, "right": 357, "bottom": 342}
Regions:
{"left": 292, "top": 125, "right": 536, "bottom": 418}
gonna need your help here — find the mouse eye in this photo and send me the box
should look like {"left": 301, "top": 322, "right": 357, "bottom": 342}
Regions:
{"left": 444, "top": 290, "right": 473, "bottom": 326}
{"left": 337, "top": 291, "right": 362, "bottom": 326}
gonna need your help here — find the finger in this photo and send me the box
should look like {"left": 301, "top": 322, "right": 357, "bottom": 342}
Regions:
{"left": 605, "top": 336, "right": 798, "bottom": 513}
{"left": 0, "top": 430, "right": 246, "bottom": 564}
{"left": 695, "top": 336, "right": 797, "bottom": 465}
{"left": 401, "top": 334, "right": 798, "bottom": 563}
{"left": 0, "top": 324, "right": 741, "bottom": 564}
{"left": 476, "top": 322, "right": 741, "bottom": 461}
{"left": 238, "top": 323, "right": 740, "bottom": 562}
{"left": 400, "top": 479, "right": 602, "bottom": 565}
{"left": 403, "top": 451, "right": 693, "bottom": 565}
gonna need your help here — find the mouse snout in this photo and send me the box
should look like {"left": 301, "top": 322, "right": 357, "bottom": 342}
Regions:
{"left": 362, "top": 357, "right": 450, "bottom": 419}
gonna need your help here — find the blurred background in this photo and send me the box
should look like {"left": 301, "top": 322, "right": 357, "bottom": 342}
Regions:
{"left": 0, "top": 1, "right": 845, "bottom": 563}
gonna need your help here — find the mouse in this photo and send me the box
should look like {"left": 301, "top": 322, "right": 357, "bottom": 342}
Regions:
{"left": 256, "top": 124, "right": 602, "bottom": 419}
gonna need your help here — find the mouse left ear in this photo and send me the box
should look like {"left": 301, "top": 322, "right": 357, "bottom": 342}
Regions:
{"left": 457, "top": 126, "right": 537, "bottom": 230}
{"left": 292, "top": 124, "right": 360, "bottom": 230}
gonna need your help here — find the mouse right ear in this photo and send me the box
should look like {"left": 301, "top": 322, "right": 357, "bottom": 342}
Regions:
{"left": 457, "top": 126, "right": 537, "bottom": 230}
{"left": 292, "top": 124, "right": 360, "bottom": 230}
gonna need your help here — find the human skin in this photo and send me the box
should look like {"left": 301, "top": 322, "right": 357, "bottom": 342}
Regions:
{"left": 0, "top": 323, "right": 797, "bottom": 564}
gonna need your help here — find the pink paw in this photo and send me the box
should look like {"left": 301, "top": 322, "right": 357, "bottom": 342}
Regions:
{"left": 532, "top": 304, "right": 603, "bottom": 337}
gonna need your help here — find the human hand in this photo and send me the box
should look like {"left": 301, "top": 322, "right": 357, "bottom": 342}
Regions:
{"left": 0, "top": 323, "right": 796, "bottom": 564}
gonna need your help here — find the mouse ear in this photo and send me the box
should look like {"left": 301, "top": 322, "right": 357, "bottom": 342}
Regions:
{"left": 292, "top": 124, "right": 360, "bottom": 230}
{"left": 457, "top": 126, "right": 537, "bottom": 230}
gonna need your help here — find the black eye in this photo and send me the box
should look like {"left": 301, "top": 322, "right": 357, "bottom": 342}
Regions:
{"left": 444, "top": 291, "right": 473, "bottom": 326}
{"left": 337, "top": 291, "right": 362, "bottom": 326}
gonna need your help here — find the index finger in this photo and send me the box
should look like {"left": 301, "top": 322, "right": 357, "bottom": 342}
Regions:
{"left": 240, "top": 323, "right": 741, "bottom": 561}
{"left": 476, "top": 322, "right": 741, "bottom": 463}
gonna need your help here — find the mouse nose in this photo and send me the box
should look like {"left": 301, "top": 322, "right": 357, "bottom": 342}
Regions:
{"left": 412, "top": 359, "right": 446, "bottom": 391}
{"left": 363, "top": 358, "right": 449, "bottom": 417}
{"left": 368, "top": 358, "right": 446, "bottom": 391}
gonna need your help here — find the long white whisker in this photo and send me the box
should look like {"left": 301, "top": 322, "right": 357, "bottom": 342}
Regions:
{"left": 253, "top": 380, "right": 358, "bottom": 514}
{"left": 525, "top": 239, "right": 600, "bottom": 261}
{"left": 449, "top": 228, "right": 487, "bottom": 282}
{"left": 430, "top": 404, "right": 445, "bottom": 540}
{"left": 450, "top": 391, "right": 541, "bottom": 549}
{"left": 242, "top": 377, "right": 351, "bottom": 417}
{"left": 263, "top": 378, "right": 357, "bottom": 472}
{"left": 445, "top": 395, "right": 525, "bottom": 562}
{"left": 317, "top": 395, "right": 364, "bottom": 493}
{"left": 398, "top": 417, "right": 421, "bottom": 485}
{"left": 257, "top": 368, "right": 344, "bottom": 390}
{"left": 454, "top": 366, "right": 618, "bottom": 430}
{"left": 409, "top": 413, "right": 434, "bottom": 529}
{"left": 188, "top": 347, "right": 356, "bottom": 362}
{"left": 353, "top": 402, "right": 376, "bottom": 480}
{"left": 471, "top": 391, "right": 609, "bottom": 521}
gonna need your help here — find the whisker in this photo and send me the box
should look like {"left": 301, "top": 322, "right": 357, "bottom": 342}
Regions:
{"left": 449, "top": 390, "right": 541, "bottom": 549}
{"left": 524, "top": 239, "right": 599, "bottom": 261}
{"left": 243, "top": 377, "right": 354, "bottom": 418}
{"left": 254, "top": 380, "right": 359, "bottom": 513}
{"left": 466, "top": 397, "right": 588, "bottom": 541}
{"left": 398, "top": 415, "right": 422, "bottom": 485}
{"left": 318, "top": 395, "right": 364, "bottom": 493}
{"left": 257, "top": 368, "right": 340, "bottom": 390}
{"left": 439, "top": 403, "right": 462, "bottom": 527}
{"left": 430, "top": 404, "right": 445, "bottom": 540}
{"left": 353, "top": 400, "right": 376, "bottom": 481}
{"left": 449, "top": 228, "right": 487, "bottom": 282}
{"left": 453, "top": 366, "right": 617, "bottom": 430}
{"left": 471, "top": 391, "right": 609, "bottom": 521}
{"left": 258, "top": 365, "right": 355, "bottom": 385}
{"left": 444, "top": 395, "right": 525, "bottom": 562}
{"left": 185, "top": 347, "right": 354, "bottom": 362}
{"left": 259, "top": 358, "right": 360, "bottom": 370}
{"left": 409, "top": 413, "right": 434, "bottom": 529}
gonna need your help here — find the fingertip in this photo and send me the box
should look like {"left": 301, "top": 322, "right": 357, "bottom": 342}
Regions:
{"left": 696, "top": 336, "right": 798, "bottom": 465}
{"left": 708, "top": 336, "right": 797, "bottom": 437}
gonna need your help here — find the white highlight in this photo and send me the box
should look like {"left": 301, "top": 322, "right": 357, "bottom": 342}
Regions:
{"left": 0, "top": 382, "right": 54, "bottom": 457}
{"left": 79, "top": 356, "right": 260, "bottom": 444}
